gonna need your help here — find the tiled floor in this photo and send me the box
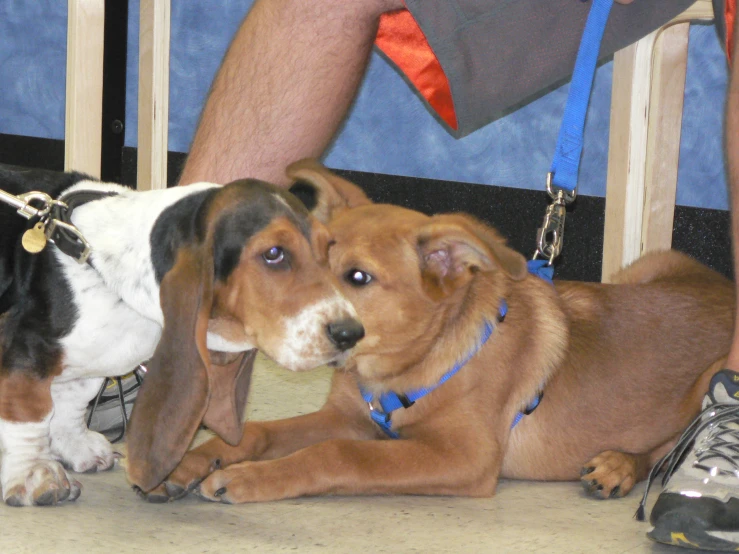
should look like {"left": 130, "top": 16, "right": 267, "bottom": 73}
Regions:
{"left": 1, "top": 356, "right": 693, "bottom": 553}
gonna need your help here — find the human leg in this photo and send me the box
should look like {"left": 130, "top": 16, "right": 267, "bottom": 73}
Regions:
{"left": 644, "top": 7, "right": 739, "bottom": 549}
{"left": 178, "top": 0, "right": 403, "bottom": 187}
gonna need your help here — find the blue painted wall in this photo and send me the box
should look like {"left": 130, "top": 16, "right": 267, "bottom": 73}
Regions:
{"left": 0, "top": 1, "right": 730, "bottom": 210}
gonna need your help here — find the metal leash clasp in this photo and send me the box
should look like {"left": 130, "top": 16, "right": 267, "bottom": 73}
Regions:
{"left": 0, "top": 188, "right": 90, "bottom": 263}
{"left": 0, "top": 189, "right": 55, "bottom": 220}
{"left": 534, "top": 173, "right": 576, "bottom": 264}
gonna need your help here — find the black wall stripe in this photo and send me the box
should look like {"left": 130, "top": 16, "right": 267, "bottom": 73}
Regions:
{"left": 100, "top": 0, "right": 129, "bottom": 183}
{"left": 0, "top": 136, "right": 731, "bottom": 283}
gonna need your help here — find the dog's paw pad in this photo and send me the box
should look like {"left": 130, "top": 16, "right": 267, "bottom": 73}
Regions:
{"left": 580, "top": 450, "right": 640, "bottom": 500}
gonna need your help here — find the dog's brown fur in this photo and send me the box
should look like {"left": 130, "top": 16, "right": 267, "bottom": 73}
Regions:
{"left": 159, "top": 161, "right": 734, "bottom": 503}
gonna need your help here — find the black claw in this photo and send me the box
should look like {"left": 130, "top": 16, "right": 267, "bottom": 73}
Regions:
{"left": 609, "top": 485, "right": 621, "bottom": 498}
{"left": 146, "top": 493, "right": 170, "bottom": 504}
{"left": 69, "top": 481, "right": 82, "bottom": 502}
{"left": 132, "top": 485, "right": 147, "bottom": 501}
{"left": 214, "top": 487, "right": 227, "bottom": 497}
{"left": 186, "top": 477, "right": 204, "bottom": 492}
{"left": 164, "top": 482, "right": 187, "bottom": 500}
{"left": 5, "top": 496, "right": 23, "bottom": 508}
{"left": 580, "top": 466, "right": 595, "bottom": 476}
{"left": 34, "top": 490, "right": 59, "bottom": 506}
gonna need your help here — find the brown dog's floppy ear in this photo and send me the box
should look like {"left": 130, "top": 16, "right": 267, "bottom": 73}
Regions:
{"left": 417, "top": 216, "right": 527, "bottom": 300}
{"left": 126, "top": 247, "right": 213, "bottom": 492}
{"left": 458, "top": 216, "right": 528, "bottom": 282}
{"left": 286, "top": 158, "right": 371, "bottom": 223}
{"left": 201, "top": 349, "right": 256, "bottom": 443}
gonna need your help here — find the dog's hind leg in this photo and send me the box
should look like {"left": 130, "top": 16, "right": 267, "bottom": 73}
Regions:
{"left": 608, "top": 250, "right": 727, "bottom": 286}
{"left": 49, "top": 377, "right": 120, "bottom": 473}
{"left": 579, "top": 357, "right": 729, "bottom": 501}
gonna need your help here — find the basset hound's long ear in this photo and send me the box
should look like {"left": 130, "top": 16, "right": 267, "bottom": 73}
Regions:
{"left": 201, "top": 349, "right": 256, "bottom": 443}
{"left": 286, "top": 158, "right": 371, "bottom": 223}
{"left": 417, "top": 215, "right": 527, "bottom": 301}
{"left": 126, "top": 246, "right": 214, "bottom": 492}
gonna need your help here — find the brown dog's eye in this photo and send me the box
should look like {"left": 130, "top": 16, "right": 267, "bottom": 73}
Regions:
{"left": 345, "top": 268, "right": 372, "bottom": 286}
{"left": 263, "top": 246, "right": 285, "bottom": 264}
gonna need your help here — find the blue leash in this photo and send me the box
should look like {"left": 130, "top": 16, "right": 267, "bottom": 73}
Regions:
{"left": 361, "top": 0, "right": 613, "bottom": 440}
{"left": 536, "top": 0, "right": 613, "bottom": 263}
{"left": 550, "top": 0, "right": 614, "bottom": 193}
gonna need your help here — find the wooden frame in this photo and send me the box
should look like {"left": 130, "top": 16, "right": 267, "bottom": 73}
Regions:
{"left": 601, "top": 0, "right": 714, "bottom": 282}
{"left": 64, "top": 0, "right": 105, "bottom": 177}
{"left": 137, "top": 0, "right": 171, "bottom": 191}
{"left": 64, "top": 0, "right": 171, "bottom": 189}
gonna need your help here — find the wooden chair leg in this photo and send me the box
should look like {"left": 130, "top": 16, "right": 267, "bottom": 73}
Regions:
{"left": 137, "top": 0, "right": 170, "bottom": 191}
{"left": 65, "top": 0, "right": 105, "bottom": 178}
{"left": 601, "top": 0, "right": 713, "bottom": 283}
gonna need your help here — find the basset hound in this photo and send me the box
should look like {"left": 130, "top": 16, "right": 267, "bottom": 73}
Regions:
{"left": 0, "top": 165, "right": 363, "bottom": 507}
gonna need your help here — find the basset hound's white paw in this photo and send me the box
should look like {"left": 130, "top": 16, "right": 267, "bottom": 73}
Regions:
{"left": 1, "top": 458, "right": 81, "bottom": 507}
{"left": 51, "top": 428, "right": 121, "bottom": 473}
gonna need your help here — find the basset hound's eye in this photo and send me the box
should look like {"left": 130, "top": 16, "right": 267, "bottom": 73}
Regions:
{"left": 262, "top": 246, "right": 285, "bottom": 265}
{"left": 345, "top": 268, "right": 372, "bottom": 286}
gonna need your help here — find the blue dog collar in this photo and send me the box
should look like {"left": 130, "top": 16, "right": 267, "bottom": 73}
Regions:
{"left": 360, "top": 317, "right": 498, "bottom": 439}
{"left": 360, "top": 261, "right": 550, "bottom": 439}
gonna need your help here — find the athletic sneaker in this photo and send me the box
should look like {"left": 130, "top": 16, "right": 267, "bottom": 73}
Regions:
{"left": 638, "top": 369, "right": 739, "bottom": 551}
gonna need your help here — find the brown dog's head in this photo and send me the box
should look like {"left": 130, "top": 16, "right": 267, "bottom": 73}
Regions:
{"left": 286, "top": 159, "right": 527, "bottom": 384}
{"left": 127, "top": 179, "right": 362, "bottom": 492}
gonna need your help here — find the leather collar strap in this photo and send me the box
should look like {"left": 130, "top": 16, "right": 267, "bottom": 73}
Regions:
{"left": 48, "top": 190, "right": 118, "bottom": 266}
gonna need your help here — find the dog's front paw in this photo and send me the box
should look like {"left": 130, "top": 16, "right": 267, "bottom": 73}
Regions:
{"left": 2, "top": 459, "right": 82, "bottom": 507}
{"left": 52, "top": 429, "right": 121, "bottom": 473}
{"left": 132, "top": 483, "right": 172, "bottom": 504}
{"left": 193, "top": 462, "right": 269, "bottom": 504}
{"left": 163, "top": 450, "right": 225, "bottom": 500}
{"left": 580, "top": 450, "right": 641, "bottom": 499}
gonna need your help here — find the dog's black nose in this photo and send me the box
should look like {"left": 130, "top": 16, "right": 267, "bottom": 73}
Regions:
{"left": 327, "top": 319, "right": 365, "bottom": 351}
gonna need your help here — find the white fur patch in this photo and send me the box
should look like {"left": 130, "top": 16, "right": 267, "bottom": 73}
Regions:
{"left": 58, "top": 180, "right": 221, "bottom": 379}
{"left": 207, "top": 332, "right": 256, "bottom": 353}
{"left": 49, "top": 378, "right": 118, "bottom": 473}
{"left": 0, "top": 414, "right": 67, "bottom": 505}
{"left": 274, "top": 292, "right": 359, "bottom": 371}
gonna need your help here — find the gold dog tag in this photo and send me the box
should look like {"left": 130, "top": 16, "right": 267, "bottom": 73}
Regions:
{"left": 22, "top": 222, "right": 47, "bottom": 254}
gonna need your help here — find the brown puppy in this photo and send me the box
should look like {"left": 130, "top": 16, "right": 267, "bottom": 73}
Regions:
{"left": 157, "top": 161, "right": 734, "bottom": 503}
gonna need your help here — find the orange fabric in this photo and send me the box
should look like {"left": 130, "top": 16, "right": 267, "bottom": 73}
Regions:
{"left": 728, "top": 0, "right": 736, "bottom": 64}
{"left": 375, "top": 9, "right": 458, "bottom": 130}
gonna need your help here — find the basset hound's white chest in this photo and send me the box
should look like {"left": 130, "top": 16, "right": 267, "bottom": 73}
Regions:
{"left": 57, "top": 262, "right": 162, "bottom": 381}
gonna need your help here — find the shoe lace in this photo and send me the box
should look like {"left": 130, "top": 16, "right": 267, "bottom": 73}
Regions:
{"left": 634, "top": 402, "right": 739, "bottom": 522}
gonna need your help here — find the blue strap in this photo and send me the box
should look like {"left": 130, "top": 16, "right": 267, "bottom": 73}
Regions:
{"left": 360, "top": 265, "right": 548, "bottom": 439}
{"left": 526, "top": 259, "right": 554, "bottom": 285}
{"left": 549, "top": 0, "right": 614, "bottom": 192}
{"left": 510, "top": 392, "right": 543, "bottom": 430}
{"left": 360, "top": 319, "right": 496, "bottom": 438}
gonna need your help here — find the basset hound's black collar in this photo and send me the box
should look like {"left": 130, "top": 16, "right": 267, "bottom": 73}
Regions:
{"left": 46, "top": 189, "right": 119, "bottom": 266}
